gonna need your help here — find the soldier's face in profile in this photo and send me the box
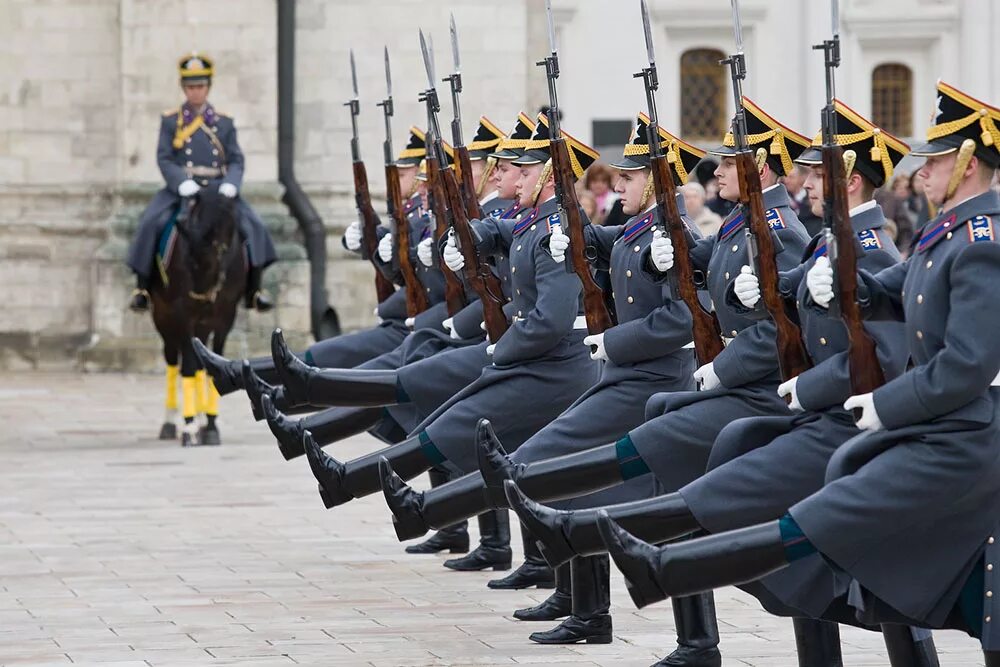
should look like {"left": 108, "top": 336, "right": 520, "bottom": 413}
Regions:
{"left": 495, "top": 161, "right": 520, "bottom": 200}
{"left": 516, "top": 163, "right": 545, "bottom": 207}
{"left": 183, "top": 82, "right": 210, "bottom": 108}
{"left": 714, "top": 157, "right": 740, "bottom": 202}
{"left": 398, "top": 165, "right": 419, "bottom": 197}
{"left": 804, "top": 165, "right": 825, "bottom": 217}
{"left": 614, "top": 168, "right": 649, "bottom": 216}
{"left": 918, "top": 153, "right": 956, "bottom": 207}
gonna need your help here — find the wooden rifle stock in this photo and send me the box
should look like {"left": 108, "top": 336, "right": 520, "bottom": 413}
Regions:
{"left": 425, "top": 153, "right": 468, "bottom": 316}
{"left": 455, "top": 146, "right": 482, "bottom": 220}
{"left": 650, "top": 155, "right": 725, "bottom": 365}
{"left": 550, "top": 138, "right": 614, "bottom": 334}
{"left": 385, "top": 163, "right": 429, "bottom": 317}
{"left": 353, "top": 160, "right": 396, "bottom": 303}
{"left": 823, "top": 144, "right": 884, "bottom": 394}
{"left": 736, "top": 152, "right": 812, "bottom": 380}
{"left": 443, "top": 150, "right": 509, "bottom": 341}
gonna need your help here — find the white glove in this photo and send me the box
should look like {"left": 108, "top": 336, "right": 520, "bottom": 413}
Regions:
{"left": 650, "top": 229, "right": 675, "bottom": 272}
{"left": 584, "top": 333, "right": 608, "bottom": 362}
{"left": 372, "top": 306, "right": 383, "bottom": 324}
{"left": 345, "top": 221, "right": 363, "bottom": 251}
{"left": 693, "top": 362, "right": 721, "bottom": 391}
{"left": 549, "top": 223, "right": 569, "bottom": 264}
{"left": 404, "top": 316, "right": 415, "bottom": 329}
{"left": 807, "top": 255, "right": 834, "bottom": 308}
{"left": 442, "top": 317, "right": 462, "bottom": 340}
{"left": 178, "top": 179, "right": 200, "bottom": 197}
{"left": 378, "top": 233, "right": 394, "bottom": 262}
{"left": 844, "top": 393, "right": 884, "bottom": 432}
{"left": 443, "top": 231, "right": 465, "bottom": 273}
{"left": 486, "top": 343, "right": 496, "bottom": 356}
{"left": 734, "top": 265, "right": 761, "bottom": 308}
{"left": 777, "top": 376, "right": 803, "bottom": 412}
{"left": 218, "top": 182, "right": 238, "bottom": 198}
{"left": 417, "top": 237, "right": 434, "bottom": 267}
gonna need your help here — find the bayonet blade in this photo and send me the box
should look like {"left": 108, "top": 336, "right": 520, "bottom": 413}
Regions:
{"left": 544, "top": 0, "right": 557, "bottom": 54}
{"left": 640, "top": 0, "right": 656, "bottom": 66}
{"left": 831, "top": 0, "right": 840, "bottom": 38}
{"left": 349, "top": 49, "right": 359, "bottom": 98}
{"left": 418, "top": 29, "right": 435, "bottom": 89}
{"left": 449, "top": 13, "right": 461, "bottom": 73}
{"left": 384, "top": 46, "right": 392, "bottom": 98}
{"left": 730, "top": 0, "right": 744, "bottom": 54}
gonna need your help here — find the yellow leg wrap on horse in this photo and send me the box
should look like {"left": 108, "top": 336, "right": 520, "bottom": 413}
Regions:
{"left": 165, "top": 365, "right": 179, "bottom": 410}
{"left": 182, "top": 376, "right": 197, "bottom": 420}
{"left": 206, "top": 378, "right": 220, "bottom": 416}
{"left": 194, "top": 369, "right": 208, "bottom": 414}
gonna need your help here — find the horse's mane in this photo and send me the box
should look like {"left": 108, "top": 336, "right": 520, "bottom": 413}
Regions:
{"left": 192, "top": 188, "right": 237, "bottom": 241}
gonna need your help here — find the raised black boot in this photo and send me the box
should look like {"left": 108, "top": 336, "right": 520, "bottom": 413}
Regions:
{"left": 881, "top": 625, "right": 939, "bottom": 667}
{"left": 652, "top": 594, "right": 722, "bottom": 666}
{"left": 506, "top": 483, "right": 700, "bottom": 568}
{"left": 529, "top": 555, "right": 613, "bottom": 644}
{"left": 303, "top": 431, "right": 432, "bottom": 508}
{"left": 129, "top": 275, "right": 151, "bottom": 312}
{"left": 272, "top": 328, "right": 400, "bottom": 407}
{"left": 514, "top": 562, "right": 572, "bottom": 621}
{"left": 792, "top": 618, "right": 842, "bottom": 667}
{"left": 243, "top": 361, "right": 307, "bottom": 421}
{"left": 192, "top": 337, "right": 280, "bottom": 396}
{"left": 488, "top": 522, "right": 555, "bottom": 590}
{"left": 262, "top": 395, "right": 381, "bottom": 461}
{"left": 598, "top": 514, "right": 788, "bottom": 609}
{"left": 477, "top": 418, "right": 624, "bottom": 509}
{"left": 381, "top": 460, "right": 488, "bottom": 543}
{"left": 444, "top": 509, "right": 512, "bottom": 571}
{"left": 405, "top": 468, "right": 470, "bottom": 555}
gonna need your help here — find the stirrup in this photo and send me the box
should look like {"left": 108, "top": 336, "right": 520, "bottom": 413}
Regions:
{"left": 129, "top": 288, "right": 150, "bottom": 312}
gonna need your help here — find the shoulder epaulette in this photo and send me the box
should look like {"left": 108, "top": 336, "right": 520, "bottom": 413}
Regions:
{"left": 765, "top": 207, "right": 786, "bottom": 230}
{"left": 857, "top": 228, "right": 883, "bottom": 251}
{"left": 967, "top": 215, "right": 996, "bottom": 244}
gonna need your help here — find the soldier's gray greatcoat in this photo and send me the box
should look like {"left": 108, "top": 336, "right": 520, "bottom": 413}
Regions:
{"left": 127, "top": 106, "right": 277, "bottom": 279}
{"left": 628, "top": 184, "right": 810, "bottom": 491}
{"left": 788, "top": 190, "right": 1000, "bottom": 646}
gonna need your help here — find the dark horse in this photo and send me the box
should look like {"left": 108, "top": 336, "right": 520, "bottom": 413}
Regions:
{"left": 149, "top": 189, "right": 246, "bottom": 446}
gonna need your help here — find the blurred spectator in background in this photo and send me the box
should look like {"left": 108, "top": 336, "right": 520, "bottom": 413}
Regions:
{"left": 584, "top": 163, "right": 619, "bottom": 225}
{"left": 680, "top": 182, "right": 722, "bottom": 237}
{"left": 877, "top": 172, "right": 918, "bottom": 255}
{"left": 785, "top": 165, "right": 823, "bottom": 236}
{"left": 577, "top": 187, "right": 598, "bottom": 222}
{"left": 696, "top": 158, "right": 735, "bottom": 219}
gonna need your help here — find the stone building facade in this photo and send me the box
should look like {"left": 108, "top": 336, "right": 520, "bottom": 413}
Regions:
{"left": 1, "top": 0, "right": 996, "bottom": 370}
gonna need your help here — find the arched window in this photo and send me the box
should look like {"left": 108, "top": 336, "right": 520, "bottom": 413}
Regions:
{"left": 872, "top": 63, "right": 913, "bottom": 137}
{"left": 680, "top": 48, "right": 728, "bottom": 142}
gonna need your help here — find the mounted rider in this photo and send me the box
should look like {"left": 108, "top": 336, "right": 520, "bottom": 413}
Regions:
{"left": 126, "top": 53, "right": 277, "bottom": 312}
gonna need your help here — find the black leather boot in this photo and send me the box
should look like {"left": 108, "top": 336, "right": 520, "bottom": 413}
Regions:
{"left": 272, "top": 329, "right": 399, "bottom": 408}
{"left": 881, "top": 625, "right": 939, "bottom": 667}
{"left": 243, "top": 361, "right": 303, "bottom": 421}
{"left": 514, "top": 562, "right": 572, "bottom": 621}
{"left": 262, "top": 395, "right": 382, "bottom": 461}
{"left": 405, "top": 468, "right": 470, "bottom": 555}
{"left": 381, "top": 460, "right": 488, "bottom": 542}
{"left": 506, "top": 483, "right": 700, "bottom": 568}
{"left": 488, "top": 522, "right": 555, "bottom": 590}
{"left": 303, "top": 431, "right": 432, "bottom": 508}
{"left": 529, "top": 555, "right": 613, "bottom": 644}
{"left": 477, "top": 418, "right": 624, "bottom": 510}
{"left": 652, "top": 594, "right": 722, "bottom": 666}
{"left": 985, "top": 651, "right": 1000, "bottom": 666}
{"left": 129, "top": 275, "right": 150, "bottom": 312}
{"left": 792, "top": 618, "right": 842, "bottom": 667}
{"left": 598, "top": 515, "right": 788, "bottom": 609}
{"left": 444, "top": 509, "right": 512, "bottom": 571}
{"left": 193, "top": 337, "right": 280, "bottom": 396}
{"left": 245, "top": 267, "right": 274, "bottom": 312}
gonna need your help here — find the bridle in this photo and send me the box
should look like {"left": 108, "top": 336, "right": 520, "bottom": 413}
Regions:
{"left": 177, "top": 199, "right": 236, "bottom": 305}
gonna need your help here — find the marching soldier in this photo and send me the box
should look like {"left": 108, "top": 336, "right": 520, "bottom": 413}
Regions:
{"left": 127, "top": 53, "right": 276, "bottom": 313}
{"left": 596, "top": 80, "right": 1000, "bottom": 667}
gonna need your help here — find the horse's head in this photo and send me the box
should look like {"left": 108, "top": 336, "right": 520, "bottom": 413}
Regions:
{"left": 178, "top": 188, "right": 239, "bottom": 304}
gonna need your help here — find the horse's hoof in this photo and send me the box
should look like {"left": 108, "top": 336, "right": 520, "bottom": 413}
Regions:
{"left": 199, "top": 427, "right": 221, "bottom": 446}
{"left": 159, "top": 422, "right": 177, "bottom": 440}
{"left": 181, "top": 432, "right": 194, "bottom": 447}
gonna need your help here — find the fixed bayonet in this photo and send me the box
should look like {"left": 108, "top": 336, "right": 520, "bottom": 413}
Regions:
{"left": 417, "top": 29, "right": 446, "bottom": 164}
{"left": 640, "top": 0, "right": 655, "bottom": 67}
{"left": 731, "top": 0, "right": 744, "bottom": 54}
{"left": 376, "top": 46, "right": 395, "bottom": 165}
{"left": 537, "top": 0, "right": 562, "bottom": 138}
{"left": 635, "top": 0, "right": 660, "bottom": 157}
{"left": 722, "top": 0, "right": 748, "bottom": 152}
{"left": 444, "top": 13, "right": 465, "bottom": 148}
{"left": 345, "top": 49, "right": 361, "bottom": 161}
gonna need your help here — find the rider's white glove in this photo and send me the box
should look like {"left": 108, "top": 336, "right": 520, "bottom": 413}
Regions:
{"left": 218, "top": 182, "right": 238, "bottom": 198}
{"left": 584, "top": 333, "right": 608, "bottom": 362}
{"left": 345, "top": 221, "right": 363, "bottom": 251}
{"left": 844, "top": 392, "right": 884, "bottom": 431}
{"left": 178, "top": 179, "right": 200, "bottom": 198}
{"left": 417, "top": 237, "right": 434, "bottom": 267}
{"left": 777, "top": 376, "right": 803, "bottom": 412}
{"left": 549, "top": 223, "right": 569, "bottom": 264}
{"left": 807, "top": 255, "right": 835, "bottom": 308}
{"left": 693, "top": 362, "right": 721, "bottom": 391}
{"left": 378, "top": 233, "right": 394, "bottom": 263}
{"left": 650, "top": 229, "right": 675, "bottom": 272}
{"left": 443, "top": 231, "right": 465, "bottom": 273}
{"left": 734, "top": 265, "right": 760, "bottom": 308}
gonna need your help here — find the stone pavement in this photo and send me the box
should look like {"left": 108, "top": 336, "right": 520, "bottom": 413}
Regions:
{"left": 0, "top": 372, "right": 986, "bottom": 666}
